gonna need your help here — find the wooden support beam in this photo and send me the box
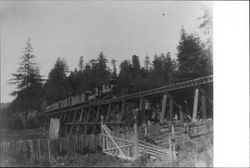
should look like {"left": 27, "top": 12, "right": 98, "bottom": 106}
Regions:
{"left": 84, "top": 107, "right": 92, "bottom": 135}
{"left": 76, "top": 108, "right": 84, "bottom": 134}
{"left": 160, "top": 94, "right": 167, "bottom": 124}
{"left": 184, "top": 100, "right": 192, "bottom": 120}
{"left": 201, "top": 95, "right": 207, "bottom": 119}
{"left": 197, "top": 86, "right": 213, "bottom": 105}
{"left": 70, "top": 110, "right": 78, "bottom": 135}
{"left": 169, "top": 99, "right": 173, "bottom": 123}
{"left": 60, "top": 112, "right": 65, "bottom": 122}
{"left": 192, "top": 88, "right": 199, "bottom": 122}
{"left": 119, "top": 101, "right": 126, "bottom": 122}
{"left": 63, "top": 111, "right": 68, "bottom": 122}
{"left": 179, "top": 109, "right": 184, "bottom": 122}
{"left": 93, "top": 106, "right": 101, "bottom": 134}
{"left": 105, "top": 104, "right": 112, "bottom": 122}
{"left": 65, "top": 111, "right": 73, "bottom": 135}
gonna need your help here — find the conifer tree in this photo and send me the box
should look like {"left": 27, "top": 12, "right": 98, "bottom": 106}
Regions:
{"left": 9, "top": 37, "right": 43, "bottom": 128}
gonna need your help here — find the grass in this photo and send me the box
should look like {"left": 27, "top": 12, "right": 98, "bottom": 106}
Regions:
{"left": 129, "top": 134, "right": 213, "bottom": 167}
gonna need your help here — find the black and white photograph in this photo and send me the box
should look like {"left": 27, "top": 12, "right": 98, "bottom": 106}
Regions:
{"left": 0, "top": 1, "right": 249, "bottom": 167}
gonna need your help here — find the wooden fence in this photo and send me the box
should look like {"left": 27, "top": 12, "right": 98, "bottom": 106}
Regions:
{"left": 0, "top": 133, "right": 101, "bottom": 165}
{"left": 0, "top": 119, "right": 213, "bottom": 165}
{"left": 102, "top": 124, "right": 136, "bottom": 161}
{"left": 0, "top": 136, "right": 49, "bottom": 165}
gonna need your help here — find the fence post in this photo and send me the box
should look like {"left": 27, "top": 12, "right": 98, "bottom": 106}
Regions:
{"left": 101, "top": 115, "right": 104, "bottom": 150}
{"left": 133, "top": 109, "right": 139, "bottom": 159}
{"left": 172, "top": 125, "right": 176, "bottom": 159}
{"left": 169, "top": 133, "right": 172, "bottom": 160}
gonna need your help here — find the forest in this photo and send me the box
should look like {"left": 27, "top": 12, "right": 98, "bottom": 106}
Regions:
{"left": 0, "top": 20, "right": 212, "bottom": 129}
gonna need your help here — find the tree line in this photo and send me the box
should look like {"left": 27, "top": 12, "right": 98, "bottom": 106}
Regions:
{"left": 0, "top": 17, "right": 212, "bottom": 129}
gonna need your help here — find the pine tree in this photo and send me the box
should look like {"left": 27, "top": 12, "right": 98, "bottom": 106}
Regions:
{"left": 131, "top": 55, "right": 140, "bottom": 72}
{"left": 45, "top": 57, "right": 70, "bottom": 104}
{"left": 9, "top": 37, "right": 43, "bottom": 128}
{"left": 78, "top": 56, "right": 84, "bottom": 72}
{"left": 144, "top": 55, "right": 151, "bottom": 71}
{"left": 111, "top": 59, "right": 118, "bottom": 78}
{"left": 176, "top": 27, "right": 211, "bottom": 79}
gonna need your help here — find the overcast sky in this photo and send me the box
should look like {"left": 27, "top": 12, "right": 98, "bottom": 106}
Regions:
{"left": 0, "top": 1, "right": 212, "bottom": 103}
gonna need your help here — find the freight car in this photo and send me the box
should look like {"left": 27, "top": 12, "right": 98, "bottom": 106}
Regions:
{"left": 45, "top": 79, "right": 115, "bottom": 113}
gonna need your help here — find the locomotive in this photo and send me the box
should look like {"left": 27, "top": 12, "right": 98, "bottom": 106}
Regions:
{"left": 45, "top": 79, "right": 115, "bottom": 113}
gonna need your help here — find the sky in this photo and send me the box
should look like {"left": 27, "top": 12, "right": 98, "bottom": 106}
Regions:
{"left": 0, "top": 1, "right": 212, "bottom": 103}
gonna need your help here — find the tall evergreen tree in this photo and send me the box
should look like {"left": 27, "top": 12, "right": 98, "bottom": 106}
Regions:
{"left": 9, "top": 37, "right": 43, "bottom": 128}
{"left": 176, "top": 27, "right": 211, "bottom": 79}
{"left": 131, "top": 55, "right": 140, "bottom": 72}
{"left": 78, "top": 56, "right": 84, "bottom": 72}
{"left": 45, "top": 57, "right": 70, "bottom": 104}
{"left": 144, "top": 55, "right": 151, "bottom": 72}
{"left": 111, "top": 59, "right": 118, "bottom": 78}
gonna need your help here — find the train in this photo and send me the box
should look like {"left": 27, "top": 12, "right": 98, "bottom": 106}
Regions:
{"left": 45, "top": 79, "right": 115, "bottom": 113}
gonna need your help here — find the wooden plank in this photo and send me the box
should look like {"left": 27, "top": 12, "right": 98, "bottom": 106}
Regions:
{"left": 139, "top": 147, "right": 168, "bottom": 157}
{"left": 139, "top": 141, "right": 168, "bottom": 151}
{"left": 102, "top": 134, "right": 133, "bottom": 144}
{"left": 104, "top": 143, "right": 134, "bottom": 152}
{"left": 160, "top": 94, "right": 167, "bottom": 124}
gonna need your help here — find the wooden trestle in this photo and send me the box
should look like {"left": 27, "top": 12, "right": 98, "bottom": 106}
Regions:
{"left": 43, "top": 75, "right": 213, "bottom": 137}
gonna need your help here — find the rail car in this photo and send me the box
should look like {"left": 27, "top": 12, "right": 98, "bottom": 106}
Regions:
{"left": 45, "top": 79, "right": 115, "bottom": 113}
